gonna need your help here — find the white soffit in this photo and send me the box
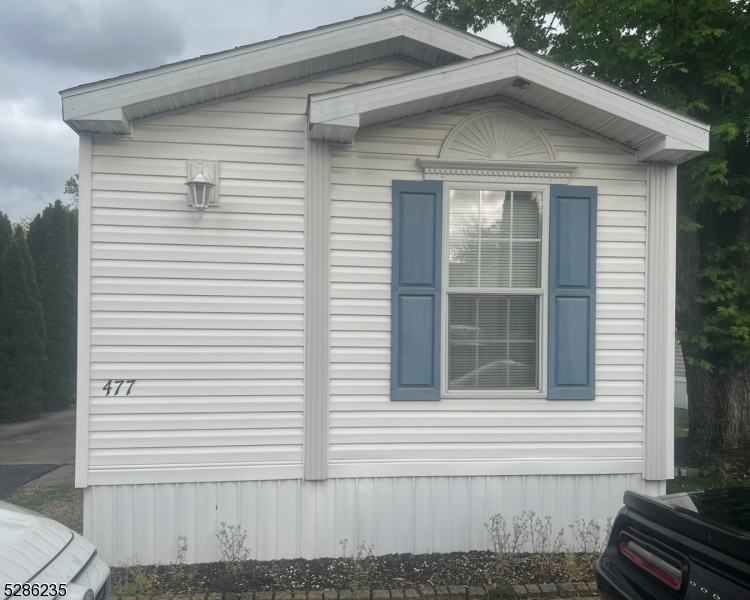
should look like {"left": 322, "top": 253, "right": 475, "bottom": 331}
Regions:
{"left": 60, "top": 8, "right": 500, "bottom": 135}
{"left": 309, "top": 47, "right": 710, "bottom": 164}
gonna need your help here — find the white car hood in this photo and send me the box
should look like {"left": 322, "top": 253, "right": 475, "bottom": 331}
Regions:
{"left": 0, "top": 501, "right": 73, "bottom": 587}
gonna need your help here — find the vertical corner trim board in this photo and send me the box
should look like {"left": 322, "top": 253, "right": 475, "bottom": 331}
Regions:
{"left": 304, "top": 138, "right": 332, "bottom": 481}
{"left": 644, "top": 162, "right": 677, "bottom": 480}
{"left": 76, "top": 132, "right": 93, "bottom": 489}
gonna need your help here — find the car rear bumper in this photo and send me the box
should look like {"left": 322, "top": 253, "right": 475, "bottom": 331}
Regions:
{"left": 596, "top": 555, "right": 643, "bottom": 600}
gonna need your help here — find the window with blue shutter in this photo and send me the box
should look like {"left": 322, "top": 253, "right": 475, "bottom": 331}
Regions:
{"left": 547, "top": 185, "right": 597, "bottom": 400}
{"left": 391, "top": 181, "right": 443, "bottom": 400}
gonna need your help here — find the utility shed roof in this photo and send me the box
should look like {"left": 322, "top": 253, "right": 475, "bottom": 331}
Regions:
{"left": 59, "top": 7, "right": 499, "bottom": 135}
{"left": 308, "top": 47, "right": 710, "bottom": 164}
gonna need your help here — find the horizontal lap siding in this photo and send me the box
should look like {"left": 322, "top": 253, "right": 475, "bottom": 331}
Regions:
{"left": 87, "top": 60, "right": 420, "bottom": 483}
{"left": 329, "top": 101, "right": 646, "bottom": 475}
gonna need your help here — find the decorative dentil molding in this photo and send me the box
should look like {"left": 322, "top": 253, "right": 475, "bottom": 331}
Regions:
{"left": 417, "top": 158, "right": 577, "bottom": 183}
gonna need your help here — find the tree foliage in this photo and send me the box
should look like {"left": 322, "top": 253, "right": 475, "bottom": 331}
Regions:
{"left": 0, "top": 212, "right": 12, "bottom": 257}
{"left": 397, "top": 0, "right": 750, "bottom": 446}
{"left": 399, "top": 0, "right": 750, "bottom": 370}
{"left": 64, "top": 174, "right": 79, "bottom": 209}
{"left": 28, "top": 200, "right": 77, "bottom": 411}
{"left": 0, "top": 227, "right": 47, "bottom": 422}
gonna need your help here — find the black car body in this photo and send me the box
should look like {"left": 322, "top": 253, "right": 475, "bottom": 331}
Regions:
{"left": 596, "top": 488, "right": 750, "bottom": 600}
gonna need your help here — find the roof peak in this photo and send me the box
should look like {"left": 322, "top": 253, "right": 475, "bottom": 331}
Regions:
{"left": 60, "top": 8, "right": 498, "bottom": 97}
{"left": 61, "top": 7, "right": 500, "bottom": 135}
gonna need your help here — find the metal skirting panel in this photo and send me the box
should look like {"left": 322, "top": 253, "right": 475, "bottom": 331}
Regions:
{"left": 85, "top": 473, "right": 661, "bottom": 565}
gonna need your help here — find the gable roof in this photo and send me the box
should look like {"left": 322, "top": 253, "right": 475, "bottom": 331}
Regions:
{"left": 60, "top": 9, "right": 708, "bottom": 164}
{"left": 308, "top": 46, "right": 709, "bottom": 164}
{"left": 59, "top": 7, "right": 499, "bottom": 135}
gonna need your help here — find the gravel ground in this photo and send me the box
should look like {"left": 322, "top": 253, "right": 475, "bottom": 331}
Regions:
{"left": 111, "top": 552, "right": 598, "bottom": 596}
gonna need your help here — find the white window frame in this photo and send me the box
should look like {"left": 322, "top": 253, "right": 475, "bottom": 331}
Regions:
{"left": 440, "top": 182, "right": 550, "bottom": 398}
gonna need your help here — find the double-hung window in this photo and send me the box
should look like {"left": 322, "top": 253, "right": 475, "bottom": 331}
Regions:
{"left": 391, "top": 179, "right": 594, "bottom": 401}
{"left": 446, "top": 187, "right": 546, "bottom": 393}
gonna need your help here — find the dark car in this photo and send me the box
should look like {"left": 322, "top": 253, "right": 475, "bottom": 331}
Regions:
{"left": 596, "top": 488, "right": 750, "bottom": 600}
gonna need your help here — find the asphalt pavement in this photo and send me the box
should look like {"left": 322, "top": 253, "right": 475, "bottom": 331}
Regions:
{"left": 0, "top": 407, "right": 76, "bottom": 498}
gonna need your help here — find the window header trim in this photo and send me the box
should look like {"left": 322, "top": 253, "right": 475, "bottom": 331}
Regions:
{"left": 418, "top": 158, "right": 578, "bottom": 183}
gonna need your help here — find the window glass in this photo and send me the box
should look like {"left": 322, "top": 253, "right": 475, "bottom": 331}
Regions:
{"left": 449, "top": 190, "right": 541, "bottom": 288}
{"left": 449, "top": 295, "right": 538, "bottom": 390}
{"left": 448, "top": 189, "right": 542, "bottom": 391}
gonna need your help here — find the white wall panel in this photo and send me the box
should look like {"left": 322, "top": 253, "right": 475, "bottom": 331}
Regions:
{"left": 85, "top": 474, "right": 661, "bottom": 565}
{"left": 329, "top": 99, "right": 647, "bottom": 474}
{"left": 84, "top": 60, "right": 419, "bottom": 484}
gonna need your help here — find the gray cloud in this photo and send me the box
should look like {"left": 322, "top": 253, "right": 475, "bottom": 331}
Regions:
{"left": 0, "top": 0, "right": 509, "bottom": 222}
{"left": 0, "top": 0, "right": 185, "bottom": 75}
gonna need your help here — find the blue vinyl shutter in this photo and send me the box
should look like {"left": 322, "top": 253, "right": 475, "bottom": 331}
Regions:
{"left": 391, "top": 181, "right": 443, "bottom": 400}
{"left": 548, "top": 185, "right": 597, "bottom": 400}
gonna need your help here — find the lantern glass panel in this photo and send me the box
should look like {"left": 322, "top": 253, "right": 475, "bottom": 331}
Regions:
{"left": 195, "top": 183, "right": 211, "bottom": 209}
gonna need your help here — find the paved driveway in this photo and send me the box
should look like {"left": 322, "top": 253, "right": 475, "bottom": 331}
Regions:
{"left": 0, "top": 408, "right": 75, "bottom": 498}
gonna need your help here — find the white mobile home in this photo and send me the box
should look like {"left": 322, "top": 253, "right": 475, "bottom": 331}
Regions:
{"left": 61, "top": 8, "right": 709, "bottom": 565}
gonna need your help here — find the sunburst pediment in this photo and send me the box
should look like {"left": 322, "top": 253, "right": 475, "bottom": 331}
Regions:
{"left": 440, "top": 109, "right": 557, "bottom": 162}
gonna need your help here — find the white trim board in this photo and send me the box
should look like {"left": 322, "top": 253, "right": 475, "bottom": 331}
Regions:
{"left": 75, "top": 133, "right": 93, "bottom": 488}
{"left": 60, "top": 8, "right": 499, "bottom": 133}
{"left": 439, "top": 183, "right": 550, "bottom": 400}
{"left": 303, "top": 138, "right": 332, "bottom": 481}
{"left": 419, "top": 159, "right": 577, "bottom": 182}
{"left": 643, "top": 162, "right": 677, "bottom": 480}
{"left": 309, "top": 48, "right": 709, "bottom": 163}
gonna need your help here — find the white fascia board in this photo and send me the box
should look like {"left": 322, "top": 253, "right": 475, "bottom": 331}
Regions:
{"left": 67, "top": 108, "right": 130, "bottom": 135}
{"left": 400, "top": 11, "right": 498, "bottom": 57}
{"left": 309, "top": 51, "right": 518, "bottom": 123}
{"left": 636, "top": 136, "right": 707, "bottom": 163}
{"left": 400, "top": 10, "right": 498, "bottom": 56}
{"left": 309, "top": 47, "right": 710, "bottom": 155}
{"left": 513, "top": 49, "right": 709, "bottom": 150}
{"left": 60, "top": 9, "right": 498, "bottom": 124}
{"left": 309, "top": 115, "right": 360, "bottom": 143}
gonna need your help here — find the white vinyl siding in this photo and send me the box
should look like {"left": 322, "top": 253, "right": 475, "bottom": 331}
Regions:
{"left": 84, "top": 60, "right": 420, "bottom": 484}
{"left": 329, "top": 99, "right": 646, "bottom": 476}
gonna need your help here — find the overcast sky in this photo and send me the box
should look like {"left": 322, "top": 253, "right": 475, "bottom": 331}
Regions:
{"left": 0, "top": 0, "right": 511, "bottom": 221}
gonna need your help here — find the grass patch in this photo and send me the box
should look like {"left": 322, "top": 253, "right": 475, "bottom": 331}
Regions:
{"left": 7, "top": 485, "right": 74, "bottom": 513}
{"left": 675, "top": 407, "right": 689, "bottom": 439}
{"left": 111, "top": 567, "right": 157, "bottom": 597}
{"left": 667, "top": 475, "right": 727, "bottom": 495}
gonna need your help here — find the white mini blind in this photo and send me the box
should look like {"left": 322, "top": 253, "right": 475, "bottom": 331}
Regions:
{"left": 449, "top": 295, "right": 538, "bottom": 390}
{"left": 448, "top": 189, "right": 542, "bottom": 391}
{"left": 449, "top": 190, "right": 541, "bottom": 288}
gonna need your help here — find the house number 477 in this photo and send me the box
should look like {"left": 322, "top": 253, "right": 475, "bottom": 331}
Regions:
{"left": 103, "top": 380, "right": 136, "bottom": 396}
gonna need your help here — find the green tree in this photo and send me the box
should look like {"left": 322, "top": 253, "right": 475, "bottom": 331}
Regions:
{"left": 64, "top": 174, "right": 79, "bottom": 209}
{"left": 397, "top": 0, "right": 750, "bottom": 448}
{"left": 28, "top": 200, "right": 77, "bottom": 411}
{"left": 64, "top": 177, "right": 79, "bottom": 271}
{"left": 0, "top": 227, "right": 47, "bottom": 422}
{"left": 0, "top": 212, "right": 11, "bottom": 257}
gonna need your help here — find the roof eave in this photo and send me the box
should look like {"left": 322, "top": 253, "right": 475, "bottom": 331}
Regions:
{"left": 308, "top": 47, "right": 710, "bottom": 164}
{"left": 61, "top": 8, "right": 500, "bottom": 134}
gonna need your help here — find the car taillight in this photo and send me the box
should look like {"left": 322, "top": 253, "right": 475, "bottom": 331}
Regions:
{"left": 619, "top": 530, "right": 684, "bottom": 590}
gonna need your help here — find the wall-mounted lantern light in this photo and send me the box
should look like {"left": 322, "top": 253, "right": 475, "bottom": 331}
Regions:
{"left": 186, "top": 161, "right": 219, "bottom": 217}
